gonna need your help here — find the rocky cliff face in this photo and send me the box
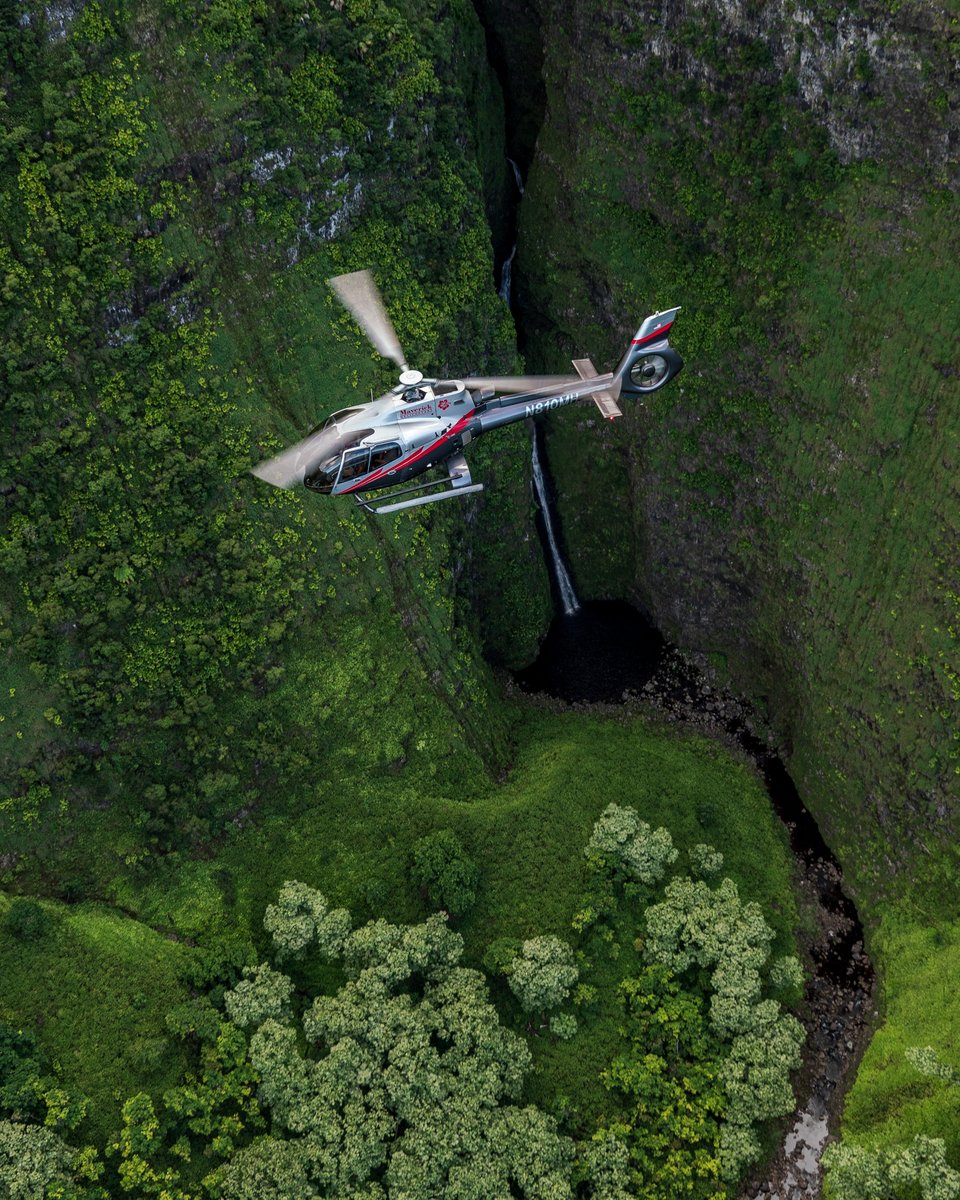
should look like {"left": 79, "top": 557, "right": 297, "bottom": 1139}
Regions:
{"left": 613, "top": 0, "right": 958, "bottom": 173}
{"left": 492, "top": 0, "right": 960, "bottom": 900}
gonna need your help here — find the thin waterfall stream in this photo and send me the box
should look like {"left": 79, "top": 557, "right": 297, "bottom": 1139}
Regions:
{"left": 498, "top": 243, "right": 516, "bottom": 304}
{"left": 496, "top": 163, "right": 578, "bottom": 619}
{"left": 530, "top": 425, "right": 579, "bottom": 616}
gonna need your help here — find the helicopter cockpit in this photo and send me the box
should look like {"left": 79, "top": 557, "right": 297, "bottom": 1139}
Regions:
{"left": 303, "top": 425, "right": 375, "bottom": 494}
{"left": 302, "top": 402, "right": 413, "bottom": 494}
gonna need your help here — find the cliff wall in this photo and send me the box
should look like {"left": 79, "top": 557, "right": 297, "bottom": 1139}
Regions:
{"left": 505, "top": 0, "right": 960, "bottom": 903}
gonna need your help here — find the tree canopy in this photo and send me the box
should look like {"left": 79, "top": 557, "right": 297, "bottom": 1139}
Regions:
{"left": 410, "top": 829, "right": 481, "bottom": 917}
{"left": 218, "top": 884, "right": 575, "bottom": 1199}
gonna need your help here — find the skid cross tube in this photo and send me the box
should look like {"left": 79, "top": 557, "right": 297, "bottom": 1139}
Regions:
{"left": 353, "top": 469, "right": 484, "bottom": 515}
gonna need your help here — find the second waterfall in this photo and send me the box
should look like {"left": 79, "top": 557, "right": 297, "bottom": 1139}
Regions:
{"left": 530, "top": 423, "right": 580, "bottom": 616}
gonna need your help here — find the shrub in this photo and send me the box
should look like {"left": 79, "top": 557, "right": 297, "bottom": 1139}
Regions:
{"left": 586, "top": 804, "right": 677, "bottom": 885}
{"left": 410, "top": 830, "right": 480, "bottom": 917}
{"left": 689, "top": 843, "right": 724, "bottom": 878}
{"left": 549, "top": 1013, "right": 578, "bottom": 1041}
{"left": 509, "top": 936, "right": 579, "bottom": 1014}
{"left": 482, "top": 937, "right": 522, "bottom": 977}
{"left": 5, "top": 899, "right": 49, "bottom": 943}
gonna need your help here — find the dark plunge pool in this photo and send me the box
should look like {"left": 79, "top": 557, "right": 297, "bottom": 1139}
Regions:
{"left": 515, "top": 600, "right": 666, "bottom": 702}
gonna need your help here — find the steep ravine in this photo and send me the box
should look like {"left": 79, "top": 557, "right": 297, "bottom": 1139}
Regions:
{"left": 472, "top": 0, "right": 959, "bottom": 1177}
{"left": 470, "top": 1, "right": 904, "bottom": 1192}
{"left": 512, "top": 0, "right": 960, "bottom": 899}
{"left": 515, "top": 470, "right": 876, "bottom": 1199}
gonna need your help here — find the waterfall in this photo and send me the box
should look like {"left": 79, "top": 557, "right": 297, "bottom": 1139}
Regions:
{"left": 508, "top": 157, "right": 525, "bottom": 195}
{"left": 501, "top": 154, "right": 576, "bottom": 615}
{"left": 531, "top": 426, "right": 580, "bottom": 616}
{"left": 499, "top": 244, "right": 516, "bottom": 304}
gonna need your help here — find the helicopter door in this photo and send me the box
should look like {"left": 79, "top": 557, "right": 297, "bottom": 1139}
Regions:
{"left": 368, "top": 442, "right": 402, "bottom": 472}
{"left": 337, "top": 446, "right": 371, "bottom": 485}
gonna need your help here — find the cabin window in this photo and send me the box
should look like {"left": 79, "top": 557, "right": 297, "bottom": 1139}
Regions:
{"left": 369, "top": 443, "right": 402, "bottom": 471}
{"left": 338, "top": 446, "right": 371, "bottom": 483}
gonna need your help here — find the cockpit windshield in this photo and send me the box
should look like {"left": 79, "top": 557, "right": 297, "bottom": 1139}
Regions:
{"left": 303, "top": 427, "right": 375, "bottom": 494}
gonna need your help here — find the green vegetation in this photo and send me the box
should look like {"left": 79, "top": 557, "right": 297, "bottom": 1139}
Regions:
{"left": 0, "top": 895, "right": 191, "bottom": 1145}
{"left": 410, "top": 828, "right": 481, "bottom": 918}
{"left": 0, "top": 0, "right": 539, "bottom": 884}
{"left": 574, "top": 810, "right": 804, "bottom": 1193}
{"left": 0, "top": 708, "right": 801, "bottom": 1196}
{"left": 836, "top": 908, "right": 960, "bottom": 1173}
{"left": 224, "top": 899, "right": 574, "bottom": 1200}
{"left": 4, "top": 0, "right": 955, "bottom": 1193}
{"left": 823, "top": 1135, "right": 960, "bottom": 1200}
{"left": 507, "top": 934, "right": 578, "bottom": 1014}
{"left": 0, "top": 1119, "right": 99, "bottom": 1200}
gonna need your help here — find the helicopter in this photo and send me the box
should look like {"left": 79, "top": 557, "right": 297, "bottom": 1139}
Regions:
{"left": 251, "top": 269, "right": 683, "bottom": 515}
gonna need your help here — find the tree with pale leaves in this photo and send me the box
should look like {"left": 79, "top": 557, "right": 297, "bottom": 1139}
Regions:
{"left": 0, "top": 1118, "right": 101, "bottom": 1200}
{"left": 823, "top": 1135, "right": 960, "bottom": 1200}
{"left": 585, "top": 804, "right": 678, "bottom": 885}
{"left": 508, "top": 936, "right": 579, "bottom": 1016}
{"left": 642, "top": 875, "right": 804, "bottom": 1180}
{"left": 262, "top": 881, "right": 351, "bottom": 961}
{"left": 212, "top": 887, "right": 575, "bottom": 1200}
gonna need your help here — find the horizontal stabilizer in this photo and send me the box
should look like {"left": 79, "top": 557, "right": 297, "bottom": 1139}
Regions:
{"left": 572, "top": 357, "right": 623, "bottom": 421}
{"left": 592, "top": 392, "right": 623, "bottom": 420}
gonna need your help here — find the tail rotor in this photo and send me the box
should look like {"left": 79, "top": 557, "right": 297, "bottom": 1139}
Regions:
{"left": 614, "top": 307, "right": 684, "bottom": 398}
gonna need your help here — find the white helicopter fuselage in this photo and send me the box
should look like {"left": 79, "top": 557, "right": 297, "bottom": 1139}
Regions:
{"left": 304, "top": 379, "right": 477, "bottom": 497}
{"left": 249, "top": 269, "right": 684, "bottom": 514}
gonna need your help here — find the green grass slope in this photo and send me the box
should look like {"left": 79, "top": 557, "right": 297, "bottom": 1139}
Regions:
{"left": 840, "top": 906, "right": 960, "bottom": 1162}
{"left": 0, "top": 895, "right": 191, "bottom": 1145}
{"left": 3, "top": 710, "right": 800, "bottom": 1160}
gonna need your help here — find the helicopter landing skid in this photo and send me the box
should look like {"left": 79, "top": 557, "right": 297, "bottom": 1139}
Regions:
{"left": 354, "top": 453, "right": 484, "bottom": 515}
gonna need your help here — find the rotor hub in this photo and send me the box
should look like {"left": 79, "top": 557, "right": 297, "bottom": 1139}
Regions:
{"left": 398, "top": 369, "right": 424, "bottom": 387}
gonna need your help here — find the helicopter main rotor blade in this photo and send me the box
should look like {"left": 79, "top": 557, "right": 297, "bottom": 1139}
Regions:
{"left": 329, "top": 269, "right": 407, "bottom": 371}
{"left": 463, "top": 374, "right": 580, "bottom": 395}
{"left": 250, "top": 428, "right": 331, "bottom": 490}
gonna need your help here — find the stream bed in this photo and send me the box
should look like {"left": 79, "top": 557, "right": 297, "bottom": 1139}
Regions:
{"left": 516, "top": 592, "right": 875, "bottom": 1198}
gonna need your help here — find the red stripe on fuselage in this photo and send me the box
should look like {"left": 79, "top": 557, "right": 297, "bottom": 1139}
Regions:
{"left": 340, "top": 413, "right": 474, "bottom": 494}
{"left": 631, "top": 321, "right": 673, "bottom": 346}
